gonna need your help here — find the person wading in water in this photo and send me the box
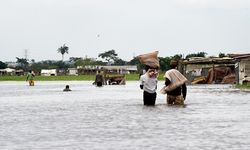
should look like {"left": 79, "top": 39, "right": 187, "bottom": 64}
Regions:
{"left": 95, "top": 70, "right": 104, "bottom": 87}
{"left": 63, "top": 85, "right": 72, "bottom": 92}
{"left": 139, "top": 65, "right": 158, "bottom": 106}
{"left": 161, "top": 60, "right": 187, "bottom": 105}
{"left": 26, "top": 70, "right": 35, "bottom": 86}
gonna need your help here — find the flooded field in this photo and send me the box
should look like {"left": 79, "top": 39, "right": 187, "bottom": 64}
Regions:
{"left": 0, "top": 81, "right": 250, "bottom": 150}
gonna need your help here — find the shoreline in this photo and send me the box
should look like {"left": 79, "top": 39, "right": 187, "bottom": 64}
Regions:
{"left": 0, "top": 74, "right": 165, "bottom": 81}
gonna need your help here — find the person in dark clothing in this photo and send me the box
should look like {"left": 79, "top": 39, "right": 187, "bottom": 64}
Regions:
{"left": 95, "top": 70, "right": 104, "bottom": 87}
{"left": 163, "top": 60, "right": 187, "bottom": 105}
{"left": 63, "top": 85, "right": 71, "bottom": 92}
{"left": 165, "top": 77, "right": 187, "bottom": 105}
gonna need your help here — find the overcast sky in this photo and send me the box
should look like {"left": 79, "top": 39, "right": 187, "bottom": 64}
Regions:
{"left": 1, "top": 0, "right": 250, "bottom": 62}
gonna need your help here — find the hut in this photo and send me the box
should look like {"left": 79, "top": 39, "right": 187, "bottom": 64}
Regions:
{"left": 68, "top": 68, "right": 78, "bottom": 76}
{"left": 77, "top": 65, "right": 137, "bottom": 75}
{"left": 182, "top": 57, "right": 236, "bottom": 84}
{"left": 0, "top": 68, "right": 16, "bottom": 76}
{"left": 41, "top": 69, "right": 57, "bottom": 76}
{"left": 102, "top": 65, "right": 137, "bottom": 74}
{"left": 15, "top": 69, "right": 24, "bottom": 76}
{"left": 230, "top": 54, "right": 250, "bottom": 85}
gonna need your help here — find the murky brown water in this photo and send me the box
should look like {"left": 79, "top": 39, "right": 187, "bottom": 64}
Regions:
{"left": 0, "top": 81, "right": 250, "bottom": 150}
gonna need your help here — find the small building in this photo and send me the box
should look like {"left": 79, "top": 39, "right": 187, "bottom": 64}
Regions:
{"left": 0, "top": 68, "right": 16, "bottom": 76}
{"left": 41, "top": 69, "right": 57, "bottom": 76}
{"left": 231, "top": 54, "right": 250, "bottom": 85}
{"left": 102, "top": 65, "right": 137, "bottom": 74}
{"left": 77, "top": 65, "right": 137, "bottom": 75}
{"left": 15, "top": 69, "right": 24, "bottom": 76}
{"left": 182, "top": 57, "right": 235, "bottom": 84}
{"left": 68, "top": 68, "right": 78, "bottom": 76}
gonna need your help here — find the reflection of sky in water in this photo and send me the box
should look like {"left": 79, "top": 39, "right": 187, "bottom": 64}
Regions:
{"left": 0, "top": 81, "right": 250, "bottom": 150}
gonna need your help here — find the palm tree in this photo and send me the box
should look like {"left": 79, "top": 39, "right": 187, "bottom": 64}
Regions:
{"left": 57, "top": 44, "right": 69, "bottom": 61}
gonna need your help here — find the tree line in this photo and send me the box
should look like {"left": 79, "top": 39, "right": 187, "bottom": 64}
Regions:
{"left": 1, "top": 44, "right": 227, "bottom": 73}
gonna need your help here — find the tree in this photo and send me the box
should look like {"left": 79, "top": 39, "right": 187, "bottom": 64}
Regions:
{"left": 219, "top": 52, "right": 226, "bottom": 58}
{"left": 69, "top": 57, "right": 82, "bottom": 63}
{"left": 127, "top": 57, "right": 144, "bottom": 72}
{"left": 30, "top": 60, "right": 70, "bottom": 74}
{"left": 55, "top": 61, "right": 69, "bottom": 69}
{"left": 16, "top": 57, "right": 29, "bottom": 71}
{"left": 30, "top": 59, "right": 35, "bottom": 64}
{"left": 0, "top": 61, "right": 7, "bottom": 69}
{"left": 172, "top": 54, "right": 183, "bottom": 60}
{"left": 98, "top": 49, "right": 118, "bottom": 65}
{"left": 75, "top": 58, "right": 99, "bottom": 67}
{"left": 113, "top": 58, "right": 127, "bottom": 65}
{"left": 185, "top": 52, "right": 207, "bottom": 59}
{"left": 57, "top": 44, "right": 69, "bottom": 61}
{"left": 159, "top": 57, "right": 171, "bottom": 71}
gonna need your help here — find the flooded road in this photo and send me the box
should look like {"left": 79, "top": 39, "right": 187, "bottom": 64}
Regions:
{"left": 0, "top": 81, "right": 250, "bottom": 150}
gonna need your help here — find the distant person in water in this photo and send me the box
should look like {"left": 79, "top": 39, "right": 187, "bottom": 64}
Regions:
{"left": 63, "top": 85, "right": 71, "bottom": 92}
{"left": 95, "top": 70, "right": 104, "bottom": 87}
{"left": 26, "top": 70, "right": 35, "bottom": 86}
{"left": 139, "top": 65, "right": 158, "bottom": 106}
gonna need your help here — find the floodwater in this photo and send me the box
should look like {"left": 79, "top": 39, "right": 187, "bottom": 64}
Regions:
{"left": 0, "top": 81, "right": 250, "bottom": 150}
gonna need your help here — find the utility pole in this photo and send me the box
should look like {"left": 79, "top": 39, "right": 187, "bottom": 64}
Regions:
{"left": 24, "top": 49, "right": 28, "bottom": 60}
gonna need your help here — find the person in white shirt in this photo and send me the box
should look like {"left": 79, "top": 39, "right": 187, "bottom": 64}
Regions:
{"left": 139, "top": 66, "right": 158, "bottom": 105}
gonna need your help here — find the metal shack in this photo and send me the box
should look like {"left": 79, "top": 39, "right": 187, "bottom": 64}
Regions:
{"left": 231, "top": 54, "right": 250, "bottom": 85}
{"left": 181, "top": 57, "right": 235, "bottom": 84}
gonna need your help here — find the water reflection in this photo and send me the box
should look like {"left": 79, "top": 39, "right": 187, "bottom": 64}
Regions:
{"left": 0, "top": 81, "right": 249, "bottom": 150}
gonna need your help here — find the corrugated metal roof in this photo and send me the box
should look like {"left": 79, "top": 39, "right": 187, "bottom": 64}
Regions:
{"left": 230, "top": 54, "right": 250, "bottom": 59}
{"left": 183, "top": 57, "right": 234, "bottom": 64}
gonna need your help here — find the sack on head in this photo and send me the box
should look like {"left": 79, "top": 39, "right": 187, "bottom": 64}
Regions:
{"left": 137, "top": 51, "right": 160, "bottom": 68}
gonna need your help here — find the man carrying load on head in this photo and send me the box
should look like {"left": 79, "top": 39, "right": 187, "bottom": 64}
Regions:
{"left": 137, "top": 51, "right": 160, "bottom": 106}
{"left": 161, "top": 60, "right": 187, "bottom": 105}
{"left": 139, "top": 65, "right": 159, "bottom": 105}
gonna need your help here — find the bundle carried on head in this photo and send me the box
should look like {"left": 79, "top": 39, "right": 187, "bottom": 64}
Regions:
{"left": 160, "top": 69, "right": 187, "bottom": 94}
{"left": 137, "top": 51, "right": 160, "bottom": 69}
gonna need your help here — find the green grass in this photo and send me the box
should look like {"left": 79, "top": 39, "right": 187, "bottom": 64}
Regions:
{"left": 0, "top": 73, "right": 166, "bottom": 81}
{"left": 0, "top": 75, "right": 95, "bottom": 81}
{"left": 235, "top": 84, "right": 250, "bottom": 89}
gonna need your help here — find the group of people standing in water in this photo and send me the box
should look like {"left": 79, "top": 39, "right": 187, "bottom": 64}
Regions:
{"left": 92, "top": 58, "right": 188, "bottom": 106}
{"left": 139, "top": 59, "right": 187, "bottom": 106}
{"left": 25, "top": 51, "right": 187, "bottom": 105}
{"left": 92, "top": 57, "right": 188, "bottom": 106}
{"left": 137, "top": 51, "right": 187, "bottom": 106}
